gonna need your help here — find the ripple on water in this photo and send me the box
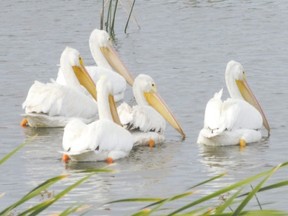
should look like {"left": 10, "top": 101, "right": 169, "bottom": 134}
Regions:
{"left": 0, "top": 0, "right": 288, "bottom": 214}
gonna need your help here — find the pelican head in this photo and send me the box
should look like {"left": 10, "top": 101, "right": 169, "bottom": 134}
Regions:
{"left": 89, "top": 29, "right": 134, "bottom": 86}
{"left": 97, "top": 76, "right": 121, "bottom": 125}
{"left": 133, "top": 74, "right": 186, "bottom": 139}
{"left": 60, "top": 47, "right": 97, "bottom": 100}
{"left": 225, "top": 60, "right": 270, "bottom": 135}
{"left": 134, "top": 74, "right": 157, "bottom": 96}
{"left": 226, "top": 60, "right": 246, "bottom": 81}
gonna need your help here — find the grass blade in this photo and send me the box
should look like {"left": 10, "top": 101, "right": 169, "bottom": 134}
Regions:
{"left": 215, "top": 189, "right": 242, "bottom": 214}
{"left": 232, "top": 164, "right": 282, "bottom": 215}
{"left": 0, "top": 136, "right": 36, "bottom": 166}
{"left": 59, "top": 204, "right": 90, "bottom": 216}
{"left": 131, "top": 209, "right": 151, "bottom": 216}
{"left": 142, "top": 191, "right": 194, "bottom": 210}
{"left": 109, "top": 198, "right": 163, "bottom": 204}
{"left": 144, "top": 192, "right": 194, "bottom": 215}
{"left": 100, "top": 0, "right": 105, "bottom": 30}
{"left": 250, "top": 184, "right": 262, "bottom": 210}
{"left": 167, "top": 166, "right": 277, "bottom": 215}
{"left": 238, "top": 210, "right": 288, "bottom": 216}
{"left": 238, "top": 180, "right": 288, "bottom": 197}
{"left": 177, "top": 206, "right": 212, "bottom": 216}
{"left": 212, "top": 210, "right": 287, "bottom": 216}
{"left": 188, "top": 173, "right": 226, "bottom": 190}
{"left": 109, "top": 191, "right": 193, "bottom": 210}
{"left": 0, "top": 175, "right": 67, "bottom": 215}
{"left": 18, "top": 173, "right": 96, "bottom": 215}
{"left": 124, "top": 0, "right": 136, "bottom": 33}
{"left": 166, "top": 209, "right": 215, "bottom": 216}
{"left": 110, "top": 0, "right": 119, "bottom": 37}
{"left": 106, "top": 0, "right": 113, "bottom": 32}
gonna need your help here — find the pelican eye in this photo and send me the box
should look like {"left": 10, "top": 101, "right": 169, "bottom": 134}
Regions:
{"left": 152, "top": 83, "right": 155, "bottom": 87}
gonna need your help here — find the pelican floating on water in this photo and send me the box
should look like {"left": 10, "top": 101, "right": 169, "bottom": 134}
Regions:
{"left": 22, "top": 47, "right": 97, "bottom": 127}
{"left": 197, "top": 60, "right": 270, "bottom": 146}
{"left": 118, "top": 74, "right": 185, "bottom": 146}
{"left": 56, "top": 29, "right": 134, "bottom": 101}
{"left": 62, "top": 76, "right": 133, "bottom": 163}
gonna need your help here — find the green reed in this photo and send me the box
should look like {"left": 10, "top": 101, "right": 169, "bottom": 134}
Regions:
{"left": 0, "top": 139, "right": 112, "bottom": 216}
{"left": 100, "top": 0, "right": 137, "bottom": 38}
{"left": 110, "top": 162, "right": 288, "bottom": 215}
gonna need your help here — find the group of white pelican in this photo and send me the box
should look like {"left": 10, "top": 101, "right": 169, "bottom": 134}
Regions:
{"left": 21, "top": 29, "right": 270, "bottom": 163}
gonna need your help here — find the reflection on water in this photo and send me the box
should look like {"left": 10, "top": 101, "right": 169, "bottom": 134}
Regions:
{"left": 65, "top": 161, "right": 109, "bottom": 171}
{"left": 23, "top": 127, "right": 64, "bottom": 138}
{"left": 198, "top": 141, "right": 271, "bottom": 182}
{"left": 199, "top": 141, "right": 270, "bottom": 172}
{"left": 1, "top": 0, "right": 288, "bottom": 214}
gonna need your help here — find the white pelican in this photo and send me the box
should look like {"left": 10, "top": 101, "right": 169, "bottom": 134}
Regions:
{"left": 22, "top": 47, "right": 97, "bottom": 127}
{"left": 197, "top": 60, "right": 270, "bottom": 146}
{"left": 62, "top": 76, "right": 133, "bottom": 163}
{"left": 117, "top": 74, "right": 186, "bottom": 146}
{"left": 56, "top": 29, "right": 134, "bottom": 101}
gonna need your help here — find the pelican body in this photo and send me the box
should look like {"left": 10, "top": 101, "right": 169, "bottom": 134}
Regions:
{"left": 197, "top": 61, "right": 270, "bottom": 146}
{"left": 118, "top": 74, "right": 185, "bottom": 146}
{"left": 62, "top": 76, "right": 133, "bottom": 162}
{"left": 22, "top": 47, "right": 97, "bottom": 127}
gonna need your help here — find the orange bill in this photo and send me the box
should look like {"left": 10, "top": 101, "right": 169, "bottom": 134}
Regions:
{"left": 72, "top": 57, "right": 97, "bottom": 100}
{"left": 100, "top": 45, "right": 134, "bottom": 86}
{"left": 144, "top": 92, "right": 186, "bottom": 139}
{"left": 236, "top": 78, "right": 270, "bottom": 136}
{"left": 109, "top": 94, "right": 122, "bottom": 126}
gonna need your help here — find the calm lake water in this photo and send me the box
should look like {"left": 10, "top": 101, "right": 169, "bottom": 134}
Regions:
{"left": 0, "top": 0, "right": 288, "bottom": 215}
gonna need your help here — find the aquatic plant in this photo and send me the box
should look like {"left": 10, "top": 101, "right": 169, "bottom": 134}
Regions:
{"left": 100, "top": 0, "right": 138, "bottom": 38}
{"left": 0, "top": 139, "right": 112, "bottom": 215}
{"left": 110, "top": 162, "right": 288, "bottom": 215}
{"left": 1, "top": 140, "right": 288, "bottom": 215}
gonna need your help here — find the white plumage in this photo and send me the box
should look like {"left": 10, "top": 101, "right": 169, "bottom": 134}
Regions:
{"left": 118, "top": 102, "right": 166, "bottom": 146}
{"left": 62, "top": 76, "right": 133, "bottom": 162}
{"left": 22, "top": 47, "right": 97, "bottom": 127}
{"left": 118, "top": 103, "right": 166, "bottom": 133}
{"left": 118, "top": 74, "right": 184, "bottom": 146}
{"left": 63, "top": 119, "right": 133, "bottom": 161}
{"left": 197, "top": 60, "right": 270, "bottom": 146}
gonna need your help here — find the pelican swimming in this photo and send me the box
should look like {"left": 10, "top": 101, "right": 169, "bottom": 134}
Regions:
{"left": 22, "top": 47, "right": 97, "bottom": 127}
{"left": 197, "top": 60, "right": 270, "bottom": 146}
{"left": 56, "top": 29, "right": 134, "bottom": 101}
{"left": 117, "top": 74, "right": 185, "bottom": 146}
{"left": 62, "top": 76, "right": 133, "bottom": 163}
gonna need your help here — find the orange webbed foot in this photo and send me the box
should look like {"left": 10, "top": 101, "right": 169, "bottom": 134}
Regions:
{"left": 148, "top": 139, "right": 155, "bottom": 148}
{"left": 239, "top": 139, "right": 246, "bottom": 148}
{"left": 62, "top": 154, "right": 70, "bottom": 163}
{"left": 20, "top": 118, "right": 28, "bottom": 127}
{"left": 106, "top": 157, "right": 114, "bottom": 164}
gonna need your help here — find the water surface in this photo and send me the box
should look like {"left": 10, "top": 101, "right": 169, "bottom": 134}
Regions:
{"left": 0, "top": 0, "right": 287, "bottom": 215}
